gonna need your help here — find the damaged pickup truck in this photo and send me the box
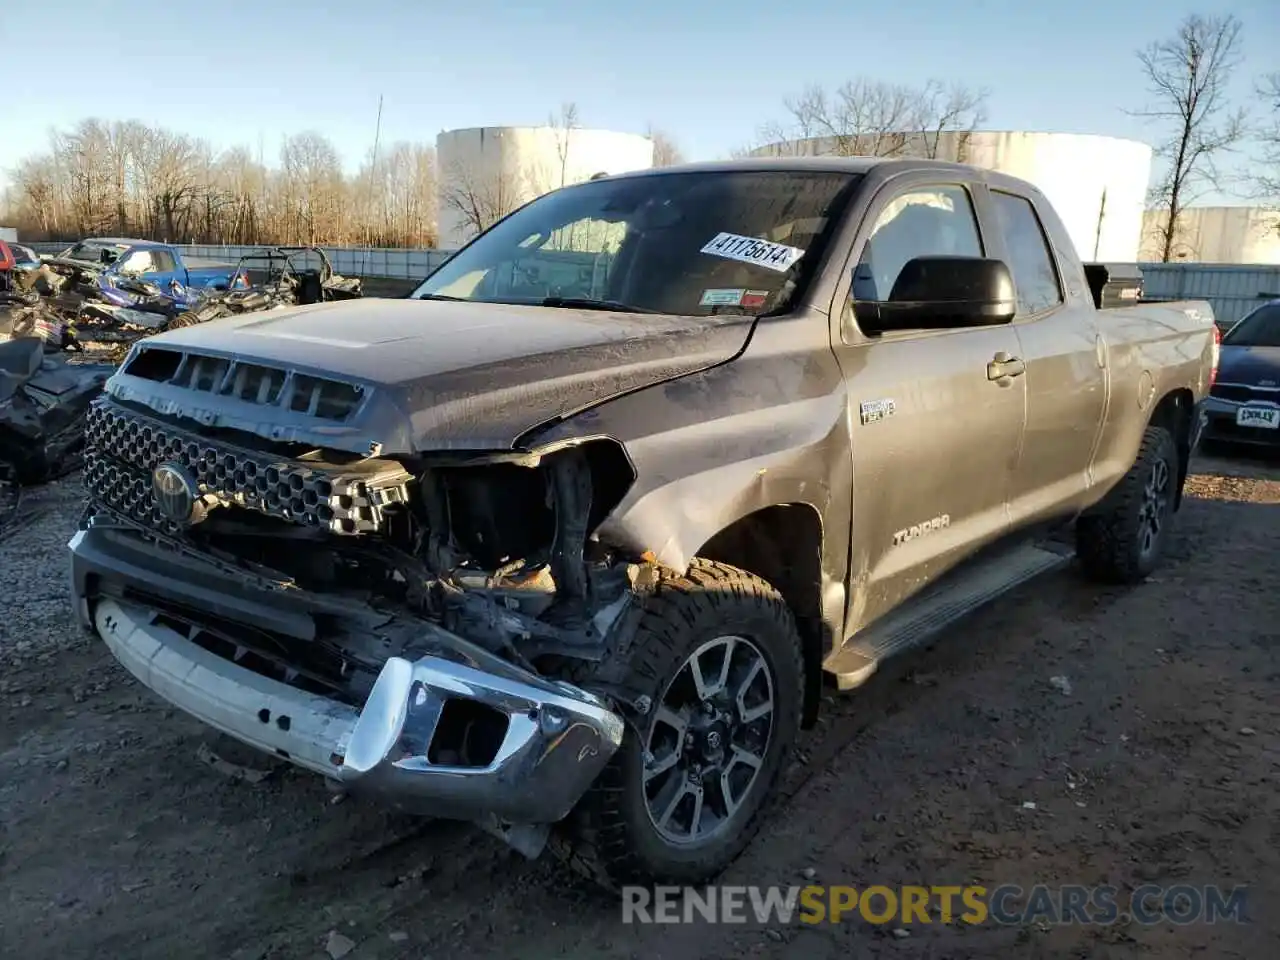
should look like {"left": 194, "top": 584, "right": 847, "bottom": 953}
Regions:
{"left": 69, "top": 158, "right": 1218, "bottom": 889}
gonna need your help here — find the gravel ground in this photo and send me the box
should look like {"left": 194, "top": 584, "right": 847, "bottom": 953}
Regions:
{"left": 1, "top": 451, "right": 1277, "bottom": 960}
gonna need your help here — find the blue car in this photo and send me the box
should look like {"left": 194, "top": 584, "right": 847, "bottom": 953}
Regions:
{"left": 47, "top": 238, "right": 239, "bottom": 310}
{"left": 1202, "top": 299, "right": 1280, "bottom": 448}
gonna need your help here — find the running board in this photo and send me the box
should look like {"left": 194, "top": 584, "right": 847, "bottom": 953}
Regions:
{"left": 823, "top": 543, "right": 1073, "bottom": 691}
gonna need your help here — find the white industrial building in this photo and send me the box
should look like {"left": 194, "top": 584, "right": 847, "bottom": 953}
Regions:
{"left": 1139, "top": 206, "right": 1280, "bottom": 264}
{"left": 435, "top": 126, "right": 654, "bottom": 248}
{"left": 750, "top": 131, "right": 1154, "bottom": 263}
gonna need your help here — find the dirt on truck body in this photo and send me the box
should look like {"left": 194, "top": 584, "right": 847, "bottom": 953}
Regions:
{"left": 69, "top": 157, "right": 1220, "bottom": 890}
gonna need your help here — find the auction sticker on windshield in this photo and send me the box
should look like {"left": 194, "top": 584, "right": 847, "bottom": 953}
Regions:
{"left": 700, "top": 232, "right": 805, "bottom": 273}
{"left": 701, "top": 288, "right": 747, "bottom": 306}
{"left": 1236, "top": 406, "right": 1280, "bottom": 429}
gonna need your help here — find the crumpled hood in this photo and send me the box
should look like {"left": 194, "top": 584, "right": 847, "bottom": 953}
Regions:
{"left": 120, "top": 298, "right": 755, "bottom": 453}
{"left": 1218, "top": 345, "right": 1280, "bottom": 386}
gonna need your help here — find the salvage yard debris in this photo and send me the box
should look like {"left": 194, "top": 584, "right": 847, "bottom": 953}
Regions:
{"left": 0, "top": 240, "right": 367, "bottom": 526}
{"left": 0, "top": 337, "right": 111, "bottom": 536}
{"left": 0, "top": 241, "right": 364, "bottom": 361}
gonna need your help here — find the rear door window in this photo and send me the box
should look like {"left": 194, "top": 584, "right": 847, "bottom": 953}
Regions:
{"left": 150, "top": 250, "right": 178, "bottom": 273}
{"left": 991, "top": 192, "right": 1064, "bottom": 316}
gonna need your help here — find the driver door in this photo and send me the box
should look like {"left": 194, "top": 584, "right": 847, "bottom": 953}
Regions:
{"left": 831, "top": 178, "right": 1027, "bottom": 635}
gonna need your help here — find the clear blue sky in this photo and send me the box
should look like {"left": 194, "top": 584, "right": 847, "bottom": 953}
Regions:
{"left": 0, "top": 0, "right": 1275, "bottom": 200}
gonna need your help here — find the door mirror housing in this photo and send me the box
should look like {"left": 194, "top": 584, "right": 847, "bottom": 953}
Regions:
{"left": 853, "top": 256, "right": 1017, "bottom": 334}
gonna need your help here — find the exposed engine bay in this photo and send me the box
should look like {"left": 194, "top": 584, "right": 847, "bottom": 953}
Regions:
{"left": 82, "top": 388, "right": 649, "bottom": 769}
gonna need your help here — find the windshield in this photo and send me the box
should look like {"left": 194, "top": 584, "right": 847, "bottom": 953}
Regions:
{"left": 61, "top": 241, "right": 128, "bottom": 265}
{"left": 412, "top": 169, "right": 860, "bottom": 316}
{"left": 1223, "top": 304, "right": 1280, "bottom": 348}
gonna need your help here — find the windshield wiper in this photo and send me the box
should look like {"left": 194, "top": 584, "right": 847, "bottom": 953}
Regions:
{"left": 415, "top": 292, "right": 467, "bottom": 301}
{"left": 539, "top": 296, "right": 661, "bottom": 314}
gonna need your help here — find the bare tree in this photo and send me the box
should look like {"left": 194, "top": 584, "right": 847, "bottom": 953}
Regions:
{"left": 1250, "top": 72, "right": 1280, "bottom": 209}
{"left": 135, "top": 129, "right": 203, "bottom": 240}
{"left": 550, "top": 102, "right": 581, "bottom": 188}
{"left": 1130, "top": 14, "right": 1247, "bottom": 262}
{"left": 646, "top": 125, "right": 684, "bottom": 166}
{"left": 756, "top": 78, "right": 987, "bottom": 160}
{"left": 439, "top": 158, "right": 521, "bottom": 240}
{"left": 376, "top": 142, "right": 438, "bottom": 247}
{"left": 279, "top": 132, "right": 346, "bottom": 243}
{"left": 915, "top": 81, "right": 988, "bottom": 160}
{"left": 57, "top": 120, "right": 115, "bottom": 235}
{"left": 5, "top": 116, "right": 440, "bottom": 247}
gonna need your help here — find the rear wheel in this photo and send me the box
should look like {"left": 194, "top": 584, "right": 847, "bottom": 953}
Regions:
{"left": 551, "top": 558, "right": 804, "bottom": 889}
{"left": 1076, "top": 425, "right": 1179, "bottom": 584}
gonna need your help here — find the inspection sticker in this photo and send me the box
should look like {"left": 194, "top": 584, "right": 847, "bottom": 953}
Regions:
{"left": 700, "top": 288, "right": 746, "bottom": 306}
{"left": 741, "top": 289, "right": 770, "bottom": 308}
{"left": 699, "top": 232, "right": 805, "bottom": 273}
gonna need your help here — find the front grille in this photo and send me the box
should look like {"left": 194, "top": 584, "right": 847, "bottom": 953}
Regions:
{"left": 84, "top": 398, "right": 412, "bottom": 535}
{"left": 122, "top": 346, "right": 366, "bottom": 422}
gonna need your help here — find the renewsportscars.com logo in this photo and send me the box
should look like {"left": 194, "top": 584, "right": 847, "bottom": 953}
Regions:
{"left": 621, "top": 884, "right": 1250, "bottom": 927}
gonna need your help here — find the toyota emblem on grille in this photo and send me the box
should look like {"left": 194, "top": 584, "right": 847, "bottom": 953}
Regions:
{"left": 152, "top": 462, "right": 200, "bottom": 524}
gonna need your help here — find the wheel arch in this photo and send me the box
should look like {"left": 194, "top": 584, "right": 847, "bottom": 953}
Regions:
{"left": 1147, "top": 387, "right": 1195, "bottom": 509}
{"left": 694, "top": 503, "right": 826, "bottom": 729}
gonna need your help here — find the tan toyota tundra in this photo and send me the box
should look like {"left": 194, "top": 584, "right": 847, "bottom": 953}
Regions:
{"left": 69, "top": 157, "right": 1219, "bottom": 889}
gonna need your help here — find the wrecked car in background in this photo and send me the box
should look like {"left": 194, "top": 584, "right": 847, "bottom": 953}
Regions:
{"left": 30, "top": 238, "right": 240, "bottom": 353}
{"left": 0, "top": 336, "right": 112, "bottom": 533}
{"left": 70, "top": 158, "right": 1216, "bottom": 890}
{"left": 5, "top": 241, "right": 43, "bottom": 278}
{"left": 0, "top": 239, "right": 53, "bottom": 343}
{"left": 44, "top": 238, "right": 238, "bottom": 303}
{"left": 180, "top": 246, "right": 363, "bottom": 324}
{"left": 31, "top": 244, "right": 366, "bottom": 354}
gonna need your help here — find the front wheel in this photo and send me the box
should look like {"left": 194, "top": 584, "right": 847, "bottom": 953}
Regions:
{"left": 552, "top": 559, "right": 804, "bottom": 889}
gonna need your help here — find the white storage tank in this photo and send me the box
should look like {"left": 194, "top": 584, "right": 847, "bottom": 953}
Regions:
{"left": 436, "top": 126, "right": 655, "bottom": 249}
{"left": 1139, "top": 207, "right": 1280, "bottom": 264}
{"left": 750, "top": 131, "right": 1154, "bottom": 263}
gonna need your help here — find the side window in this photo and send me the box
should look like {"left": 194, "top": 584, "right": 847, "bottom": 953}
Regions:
{"left": 117, "top": 250, "right": 153, "bottom": 275}
{"left": 852, "top": 185, "right": 983, "bottom": 302}
{"left": 991, "top": 192, "right": 1063, "bottom": 316}
{"left": 150, "top": 250, "right": 177, "bottom": 273}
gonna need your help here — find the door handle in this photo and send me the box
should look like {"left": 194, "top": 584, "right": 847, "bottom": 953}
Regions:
{"left": 987, "top": 352, "right": 1026, "bottom": 381}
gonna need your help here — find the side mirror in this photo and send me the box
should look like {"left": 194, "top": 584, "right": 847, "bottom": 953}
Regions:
{"left": 853, "top": 256, "right": 1017, "bottom": 334}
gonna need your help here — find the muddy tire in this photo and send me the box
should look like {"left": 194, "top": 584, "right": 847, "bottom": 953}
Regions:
{"left": 550, "top": 558, "right": 804, "bottom": 890}
{"left": 1076, "top": 425, "right": 1179, "bottom": 584}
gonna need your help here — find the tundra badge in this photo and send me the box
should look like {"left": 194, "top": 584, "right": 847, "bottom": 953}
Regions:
{"left": 860, "top": 398, "right": 896, "bottom": 424}
{"left": 893, "top": 514, "right": 951, "bottom": 546}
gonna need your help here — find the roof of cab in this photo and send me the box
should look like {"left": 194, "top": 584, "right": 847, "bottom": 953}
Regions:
{"left": 81, "top": 237, "right": 152, "bottom": 246}
{"left": 596, "top": 155, "right": 983, "bottom": 178}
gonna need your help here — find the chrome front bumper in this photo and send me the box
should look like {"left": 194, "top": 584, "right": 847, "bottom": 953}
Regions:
{"left": 82, "top": 558, "right": 625, "bottom": 826}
